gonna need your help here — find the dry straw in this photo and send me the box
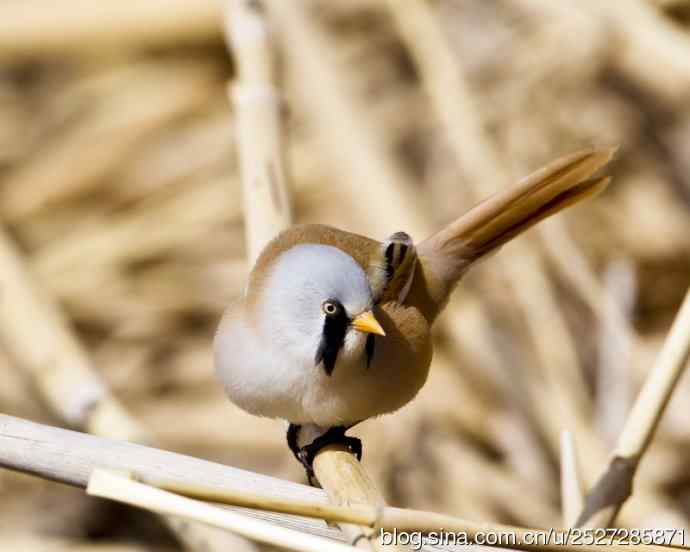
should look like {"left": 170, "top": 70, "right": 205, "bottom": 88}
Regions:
{"left": 88, "top": 469, "right": 357, "bottom": 552}
{"left": 101, "top": 469, "right": 688, "bottom": 552}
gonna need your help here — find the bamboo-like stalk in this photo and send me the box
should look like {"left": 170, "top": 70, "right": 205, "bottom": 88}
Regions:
{"left": 0, "top": 0, "right": 222, "bottom": 60}
{"left": 88, "top": 470, "right": 357, "bottom": 552}
{"left": 311, "top": 445, "right": 389, "bottom": 549}
{"left": 577, "top": 288, "right": 690, "bottom": 528}
{"left": 126, "top": 469, "right": 683, "bottom": 552}
{"left": 225, "top": 0, "right": 291, "bottom": 265}
{"left": 0, "top": 414, "right": 342, "bottom": 543}
{"left": 137, "top": 471, "right": 381, "bottom": 527}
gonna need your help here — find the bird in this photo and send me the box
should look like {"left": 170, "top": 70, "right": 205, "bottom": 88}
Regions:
{"left": 214, "top": 147, "right": 615, "bottom": 482}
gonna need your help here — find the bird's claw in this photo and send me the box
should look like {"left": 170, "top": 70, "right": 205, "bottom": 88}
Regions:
{"left": 289, "top": 425, "right": 363, "bottom": 486}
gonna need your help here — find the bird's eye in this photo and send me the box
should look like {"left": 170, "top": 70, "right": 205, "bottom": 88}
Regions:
{"left": 322, "top": 301, "right": 338, "bottom": 315}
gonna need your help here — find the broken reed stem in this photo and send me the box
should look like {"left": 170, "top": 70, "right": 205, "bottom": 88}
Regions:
{"left": 577, "top": 288, "right": 690, "bottom": 527}
{"left": 0, "top": 0, "right": 222, "bottom": 60}
{"left": 225, "top": 0, "right": 291, "bottom": 265}
{"left": 88, "top": 470, "right": 356, "bottom": 552}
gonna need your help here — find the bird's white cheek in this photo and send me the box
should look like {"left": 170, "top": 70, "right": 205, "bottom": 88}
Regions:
{"left": 342, "top": 329, "right": 367, "bottom": 358}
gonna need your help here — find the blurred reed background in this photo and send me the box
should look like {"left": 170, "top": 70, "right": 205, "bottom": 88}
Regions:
{"left": 1, "top": 0, "right": 690, "bottom": 550}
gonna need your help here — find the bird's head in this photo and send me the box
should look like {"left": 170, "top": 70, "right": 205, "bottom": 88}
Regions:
{"left": 256, "top": 243, "right": 385, "bottom": 375}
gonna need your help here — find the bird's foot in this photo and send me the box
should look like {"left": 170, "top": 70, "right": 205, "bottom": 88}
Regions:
{"left": 287, "top": 424, "right": 363, "bottom": 486}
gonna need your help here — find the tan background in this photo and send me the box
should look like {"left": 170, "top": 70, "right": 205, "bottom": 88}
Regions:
{"left": 0, "top": 0, "right": 690, "bottom": 550}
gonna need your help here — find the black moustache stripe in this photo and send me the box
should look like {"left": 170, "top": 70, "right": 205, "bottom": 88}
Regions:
{"left": 315, "top": 306, "right": 349, "bottom": 376}
{"left": 365, "top": 333, "right": 376, "bottom": 368}
{"left": 384, "top": 242, "right": 395, "bottom": 279}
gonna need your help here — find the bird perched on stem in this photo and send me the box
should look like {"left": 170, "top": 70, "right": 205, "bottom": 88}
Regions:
{"left": 215, "top": 147, "right": 616, "bottom": 483}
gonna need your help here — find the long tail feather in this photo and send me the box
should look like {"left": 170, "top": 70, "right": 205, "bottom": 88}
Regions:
{"left": 416, "top": 147, "right": 616, "bottom": 314}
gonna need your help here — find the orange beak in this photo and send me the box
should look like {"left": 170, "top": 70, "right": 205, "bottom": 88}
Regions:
{"left": 351, "top": 310, "right": 386, "bottom": 336}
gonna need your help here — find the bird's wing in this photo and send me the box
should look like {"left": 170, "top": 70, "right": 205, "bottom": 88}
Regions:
{"left": 368, "top": 232, "right": 418, "bottom": 304}
{"left": 411, "top": 147, "right": 616, "bottom": 322}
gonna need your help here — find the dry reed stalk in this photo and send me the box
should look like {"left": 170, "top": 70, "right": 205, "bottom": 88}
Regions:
{"left": 385, "top": 0, "right": 607, "bottom": 477}
{"left": 126, "top": 470, "right": 681, "bottom": 552}
{"left": 225, "top": 0, "right": 291, "bottom": 264}
{"left": 0, "top": 0, "right": 223, "bottom": 60}
{"left": 0, "top": 414, "right": 346, "bottom": 544}
{"left": 0, "top": 415, "right": 684, "bottom": 552}
{"left": 88, "top": 470, "right": 357, "bottom": 552}
{"left": 577, "top": 288, "right": 690, "bottom": 528}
